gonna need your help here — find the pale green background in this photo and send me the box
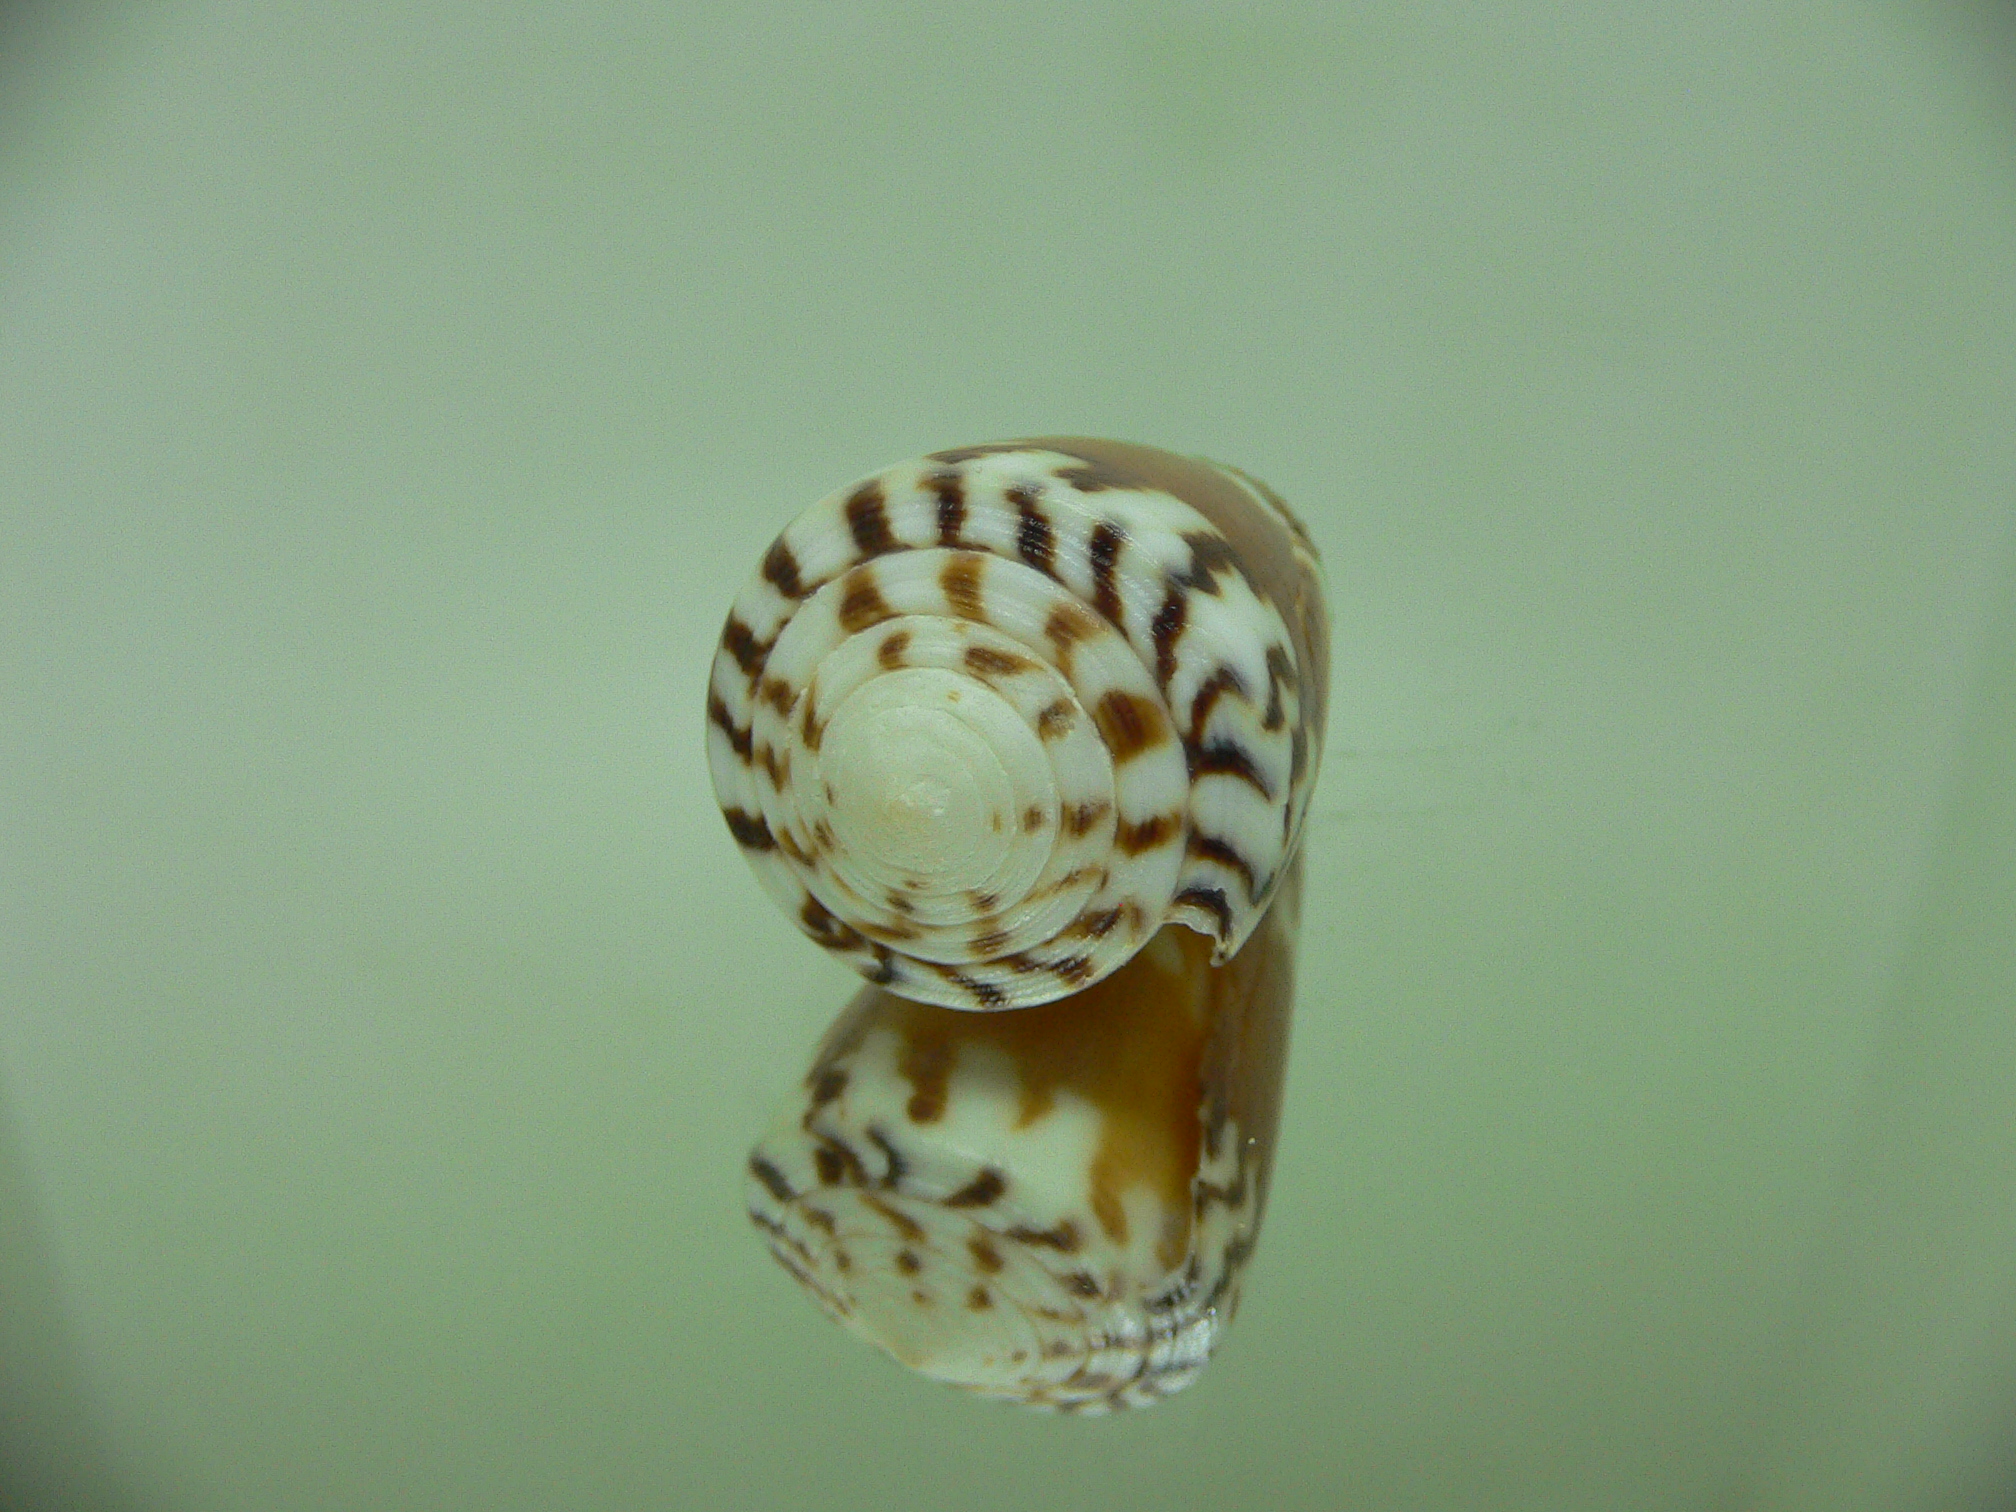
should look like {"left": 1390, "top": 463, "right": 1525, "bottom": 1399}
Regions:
{"left": 4, "top": 2, "right": 2016, "bottom": 1510}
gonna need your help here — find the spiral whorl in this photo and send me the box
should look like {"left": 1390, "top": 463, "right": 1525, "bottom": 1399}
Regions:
{"left": 706, "top": 439, "right": 1326, "bottom": 1010}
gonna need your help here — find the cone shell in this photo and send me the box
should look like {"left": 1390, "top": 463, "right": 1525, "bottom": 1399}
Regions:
{"left": 706, "top": 438, "right": 1328, "bottom": 1010}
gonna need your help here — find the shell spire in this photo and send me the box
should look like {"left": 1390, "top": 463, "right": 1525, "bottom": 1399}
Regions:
{"left": 706, "top": 438, "right": 1328, "bottom": 1011}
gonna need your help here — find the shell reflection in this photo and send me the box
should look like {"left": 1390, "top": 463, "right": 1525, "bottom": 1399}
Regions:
{"left": 746, "top": 860, "right": 1301, "bottom": 1412}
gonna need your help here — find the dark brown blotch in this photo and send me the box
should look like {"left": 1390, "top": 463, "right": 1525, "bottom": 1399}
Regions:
{"left": 837, "top": 568, "right": 893, "bottom": 633}
{"left": 944, "top": 1167, "right": 1006, "bottom": 1208}
{"left": 968, "top": 1286, "right": 993, "bottom": 1311}
{"left": 844, "top": 480, "right": 897, "bottom": 558}
{"left": 900, "top": 1034, "right": 951, "bottom": 1125}
{"left": 762, "top": 538, "right": 806, "bottom": 599}
{"left": 968, "top": 1236, "right": 1005, "bottom": 1273}
{"left": 1022, "top": 804, "right": 1046, "bottom": 833}
{"left": 1114, "top": 812, "right": 1179, "bottom": 853}
{"left": 748, "top": 1155, "right": 794, "bottom": 1203}
{"left": 1050, "top": 954, "right": 1095, "bottom": 985}
{"left": 924, "top": 469, "right": 966, "bottom": 544}
{"left": 864, "top": 1193, "right": 925, "bottom": 1241}
{"left": 1174, "top": 884, "right": 1233, "bottom": 938}
{"left": 708, "top": 691, "right": 753, "bottom": 761}
{"left": 1188, "top": 831, "right": 1259, "bottom": 900}
{"left": 720, "top": 615, "right": 770, "bottom": 678}
{"left": 1063, "top": 800, "right": 1109, "bottom": 837}
{"left": 1173, "top": 530, "right": 1241, "bottom": 596}
{"left": 878, "top": 629, "right": 911, "bottom": 669}
{"left": 1088, "top": 520, "right": 1126, "bottom": 625}
{"left": 963, "top": 644, "right": 1034, "bottom": 678}
{"left": 1093, "top": 690, "right": 1170, "bottom": 761}
{"left": 808, "top": 1066, "right": 848, "bottom": 1108}
{"left": 1188, "top": 664, "right": 1248, "bottom": 742}
{"left": 1189, "top": 737, "right": 1272, "bottom": 797}
{"left": 940, "top": 554, "right": 986, "bottom": 620}
{"left": 1006, "top": 1220, "right": 1080, "bottom": 1253}
{"left": 1043, "top": 602, "right": 1099, "bottom": 670}
{"left": 723, "top": 807, "right": 775, "bottom": 851}
{"left": 1010, "top": 483, "right": 1056, "bottom": 577}
{"left": 895, "top": 1249, "right": 922, "bottom": 1276}
{"left": 1150, "top": 584, "right": 1188, "bottom": 687}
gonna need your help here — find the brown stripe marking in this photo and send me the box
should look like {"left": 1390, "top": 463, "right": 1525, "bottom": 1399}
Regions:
{"left": 1093, "top": 690, "right": 1169, "bottom": 760}
{"left": 1114, "top": 812, "right": 1179, "bottom": 853}
{"left": 720, "top": 616, "right": 770, "bottom": 678}
{"left": 837, "top": 567, "right": 893, "bottom": 632}
{"left": 800, "top": 692, "right": 823, "bottom": 752}
{"left": 940, "top": 554, "right": 985, "bottom": 620}
{"left": 1175, "top": 884, "right": 1233, "bottom": 937}
{"left": 808, "top": 1066, "right": 848, "bottom": 1107}
{"left": 1263, "top": 643, "right": 1295, "bottom": 731}
{"left": 1006, "top": 1220, "right": 1080, "bottom": 1253}
{"left": 944, "top": 1167, "right": 1006, "bottom": 1208}
{"left": 895, "top": 1248, "right": 922, "bottom": 1275}
{"left": 863, "top": 1193, "right": 926, "bottom": 1242}
{"left": 707, "top": 691, "right": 753, "bottom": 760}
{"left": 1188, "top": 831, "right": 1259, "bottom": 898}
{"left": 762, "top": 538, "right": 806, "bottom": 599}
{"left": 1043, "top": 601, "right": 1099, "bottom": 672}
{"left": 813, "top": 1137, "right": 868, "bottom": 1186}
{"left": 878, "top": 629, "right": 911, "bottom": 669}
{"left": 1189, "top": 737, "right": 1272, "bottom": 797}
{"left": 963, "top": 644, "right": 1035, "bottom": 677}
{"left": 755, "top": 743, "right": 789, "bottom": 788}
{"left": 1174, "top": 531, "right": 1241, "bottom": 596}
{"left": 1088, "top": 520, "right": 1126, "bottom": 624}
{"left": 1022, "top": 804, "right": 1046, "bottom": 833}
{"left": 758, "top": 676, "right": 795, "bottom": 716}
{"left": 1035, "top": 863, "right": 1101, "bottom": 898}
{"left": 1062, "top": 800, "right": 1109, "bottom": 837}
{"left": 925, "top": 469, "right": 967, "bottom": 544}
{"left": 1188, "top": 664, "right": 1248, "bottom": 741}
{"left": 748, "top": 1155, "right": 794, "bottom": 1203}
{"left": 799, "top": 895, "right": 865, "bottom": 950}
{"left": 933, "top": 964, "right": 1006, "bottom": 1007}
{"left": 1010, "top": 483, "right": 1057, "bottom": 577}
{"left": 723, "top": 807, "right": 775, "bottom": 850}
{"left": 971, "top": 926, "right": 1010, "bottom": 955}
{"left": 845, "top": 480, "right": 897, "bottom": 558}
{"left": 899, "top": 1033, "right": 951, "bottom": 1124}
{"left": 968, "top": 1235, "right": 1005, "bottom": 1273}
{"left": 1063, "top": 1271, "right": 1102, "bottom": 1299}
{"left": 1068, "top": 906, "right": 1123, "bottom": 939}
{"left": 1050, "top": 954, "right": 1095, "bottom": 986}
{"left": 1150, "top": 584, "right": 1187, "bottom": 686}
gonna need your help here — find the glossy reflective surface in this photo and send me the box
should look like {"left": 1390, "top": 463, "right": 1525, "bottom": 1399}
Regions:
{"left": 4, "top": 3, "right": 2016, "bottom": 1510}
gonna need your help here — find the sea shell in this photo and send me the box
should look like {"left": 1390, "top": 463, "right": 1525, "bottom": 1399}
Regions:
{"left": 706, "top": 438, "right": 1328, "bottom": 1010}
{"left": 746, "top": 855, "right": 1304, "bottom": 1412}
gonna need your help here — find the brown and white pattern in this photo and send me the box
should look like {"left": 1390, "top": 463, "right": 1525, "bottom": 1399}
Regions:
{"left": 706, "top": 438, "right": 1329, "bottom": 1010}
{"left": 747, "top": 858, "right": 1303, "bottom": 1412}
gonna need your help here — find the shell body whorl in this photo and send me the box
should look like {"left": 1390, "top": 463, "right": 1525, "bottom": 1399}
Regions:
{"left": 707, "top": 438, "right": 1327, "bottom": 1010}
